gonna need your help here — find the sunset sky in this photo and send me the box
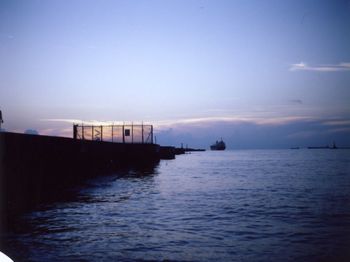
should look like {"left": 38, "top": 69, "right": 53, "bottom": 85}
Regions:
{"left": 1, "top": 0, "right": 349, "bottom": 148}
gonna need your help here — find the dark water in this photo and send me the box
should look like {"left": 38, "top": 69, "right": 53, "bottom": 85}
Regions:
{"left": 2, "top": 150, "right": 350, "bottom": 261}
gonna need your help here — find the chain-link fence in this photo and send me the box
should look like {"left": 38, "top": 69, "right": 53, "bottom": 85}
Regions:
{"left": 73, "top": 124, "right": 153, "bottom": 144}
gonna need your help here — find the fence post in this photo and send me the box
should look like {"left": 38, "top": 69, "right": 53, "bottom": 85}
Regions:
{"left": 151, "top": 125, "right": 153, "bottom": 144}
{"left": 131, "top": 123, "right": 134, "bottom": 144}
{"left": 73, "top": 124, "right": 77, "bottom": 139}
{"left": 122, "top": 125, "right": 125, "bottom": 143}
{"left": 142, "top": 123, "right": 144, "bottom": 143}
{"left": 82, "top": 124, "right": 85, "bottom": 140}
{"left": 101, "top": 125, "right": 103, "bottom": 141}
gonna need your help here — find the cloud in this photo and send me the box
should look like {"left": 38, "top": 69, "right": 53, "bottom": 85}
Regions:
{"left": 326, "top": 127, "right": 350, "bottom": 134}
{"left": 289, "top": 62, "right": 350, "bottom": 72}
{"left": 41, "top": 118, "right": 82, "bottom": 124}
{"left": 322, "top": 119, "right": 350, "bottom": 126}
{"left": 31, "top": 115, "right": 350, "bottom": 149}
{"left": 38, "top": 115, "right": 350, "bottom": 148}
{"left": 289, "top": 99, "right": 303, "bottom": 105}
{"left": 40, "top": 118, "right": 123, "bottom": 125}
{"left": 287, "top": 130, "right": 317, "bottom": 139}
{"left": 39, "top": 127, "right": 72, "bottom": 137}
{"left": 154, "top": 116, "right": 350, "bottom": 149}
{"left": 153, "top": 115, "right": 314, "bottom": 130}
{"left": 24, "top": 129, "right": 39, "bottom": 135}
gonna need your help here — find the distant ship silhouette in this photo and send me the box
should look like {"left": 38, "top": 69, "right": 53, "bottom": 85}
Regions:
{"left": 308, "top": 141, "right": 338, "bottom": 149}
{"left": 210, "top": 138, "right": 226, "bottom": 150}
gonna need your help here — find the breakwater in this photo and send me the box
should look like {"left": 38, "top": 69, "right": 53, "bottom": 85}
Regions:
{"left": 0, "top": 132, "right": 162, "bottom": 230}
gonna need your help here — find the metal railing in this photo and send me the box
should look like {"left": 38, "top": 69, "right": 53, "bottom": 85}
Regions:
{"left": 73, "top": 124, "right": 153, "bottom": 144}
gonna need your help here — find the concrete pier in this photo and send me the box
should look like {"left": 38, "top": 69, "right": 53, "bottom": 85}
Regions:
{"left": 0, "top": 132, "right": 160, "bottom": 230}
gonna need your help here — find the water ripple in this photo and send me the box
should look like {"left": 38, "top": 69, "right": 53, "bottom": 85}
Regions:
{"left": 3, "top": 150, "right": 350, "bottom": 261}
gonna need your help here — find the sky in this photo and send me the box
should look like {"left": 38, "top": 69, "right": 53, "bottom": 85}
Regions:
{"left": 1, "top": 0, "right": 350, "bottom": 148}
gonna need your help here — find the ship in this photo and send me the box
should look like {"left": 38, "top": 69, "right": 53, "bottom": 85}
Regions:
{"left": 210, "top": 139, "right": 226, "bottom": 150}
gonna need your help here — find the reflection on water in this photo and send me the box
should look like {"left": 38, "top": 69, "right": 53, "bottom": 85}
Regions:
{"left": 1, "top": 150, "right": 350, "bottom": 261}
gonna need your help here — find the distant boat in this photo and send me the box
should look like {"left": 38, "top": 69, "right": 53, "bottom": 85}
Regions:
{"left": 308, "top": 141, "right": 338, "bottom": 150}
{"left": 210, "top": 139, "right": 226, "bottom": 150}
{"left": 308, "top": 146, "right": 330, "bottom": 149}
{"left": 331, "top": 141, "right": 338, "bottom": 149}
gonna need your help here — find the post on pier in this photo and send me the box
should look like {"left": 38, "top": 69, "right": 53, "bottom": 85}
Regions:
{"left": 122, "top": 125, "right": 125, "bottom": 143}
{"left": 151, "top": 125, "right": 154, "bottom": 144}
{"left": 73, "top": 124, "right": 77, "bottom": 139}
{"left": 131, "top": 122, "right": 134, "bottom": 144}
{"left": 142, "top": 122, "right": 144, "bottom": 144}
{"left": 82, "top": 124, "right": 85, "bottom": 140}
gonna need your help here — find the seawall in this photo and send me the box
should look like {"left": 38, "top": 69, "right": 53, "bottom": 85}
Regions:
{"left": 0, "top": 132, "right": 160, "bottom": 230}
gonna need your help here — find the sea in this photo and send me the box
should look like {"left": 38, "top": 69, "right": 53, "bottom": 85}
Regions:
{"left": 2, "top": 149, "right": 350, "bottom": 262}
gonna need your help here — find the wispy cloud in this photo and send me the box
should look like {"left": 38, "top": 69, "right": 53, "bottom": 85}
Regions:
{"left": 153, "top": 115, "right": 314, "bottom": 129}
{"left": 40, "top": 118, "right": 150, "bottom": 126}
{"left": 289, "top": 62, "right": 350, "bottom": 72}
{"left": 327, "top": 127, "right": 350, "bottom": 133}
{"left": 39, "top": 127, "right": 73, "bottom": 137}
{"left": 322, "top": 119, "right": 350, "bottom": 126}
{"left": 288, "top": 99, "right": 303, "bottom": 105}
{"left": 41, "top": 118, "right": 82, "bottom": 124}
{"left": 287, "top": 130, "right": 317, "bottom": 139}
{"left": 40, "top": 118, "right": 123, "bottom": 125}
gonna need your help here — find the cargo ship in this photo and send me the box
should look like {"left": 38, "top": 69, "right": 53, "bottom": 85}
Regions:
{"left": 210, "top": 139, "right": 226, "bottom": 150}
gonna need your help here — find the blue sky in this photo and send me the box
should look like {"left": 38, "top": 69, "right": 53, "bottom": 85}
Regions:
{"left": 1, "top": 0, "right": 349, "bottom": 148}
